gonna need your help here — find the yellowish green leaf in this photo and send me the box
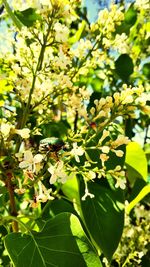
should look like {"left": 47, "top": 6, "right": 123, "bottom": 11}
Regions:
{"left": 69, "top": 20, "right": 86, "bottom": 44}
{"left": 125, "top": 142, "right": 148, "bottom": 181}
{"left": 126, "top": 184, "right": 150, "bottom": 214}
{"left": 0, "top": 79, "right": 13, "bottom": 94}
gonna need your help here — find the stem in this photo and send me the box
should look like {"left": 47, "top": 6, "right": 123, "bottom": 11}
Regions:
{"left": 122, "top": 256, "right": 130, "bottom": 267}
{"left": 144, "top": 125, "right": 149, "bottom": 145}
{"left": 15, "top": 24, "right": 52, "bottom": 153}
{"left": 6, "top": 172, "right": 18, "bottom": 232}
{"left": 40, "top": 200, "right": 52, "bottom": 217}
{"left": 20, "top": 74, "right": 37, "bottom": 128}
{"left": 2, "top": 0, "right": 22, "bottom": 30}
{"left": 21, "top": 25, "right": 52, "bottom": 127}
{"left": 74, "top": 110, "right": 78, "bottom": 133}
{"left": 3, "top": 216, "right": 29, "bottom": 232}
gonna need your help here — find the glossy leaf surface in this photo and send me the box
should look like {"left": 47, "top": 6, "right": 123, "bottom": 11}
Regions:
{"left": 80, "top": 181, "right": 124, "bottom": 261}
{"left": 5, "top": 213, "right": 102, "bottom": 267}
{"left": 125, "top": 142, "right": 148, "bottom": 182}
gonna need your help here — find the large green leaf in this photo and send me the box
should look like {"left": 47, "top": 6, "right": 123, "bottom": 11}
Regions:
{"left": 124, "top": 4, "right": 137, "bottom": 26}
{"left": 125, "top": 141, "right": 148, "bottom": 182}
{"left": 4, "top": 213, "right": 102, "bottom": 267}
{"left": 115, "top": 4, "right": 137, "bottom": 34}
{"left": 115, "top": 54, "right": 134, "bottom": 81}
{"left": 14, "top": 8, "right": 41, "bottom": 27}
{"left": 40, "top": 121, "right": 70, "bottom": 138}
{"left": 61, "top": 176, "right": 80, "bottom": 203}
{"left": 79, "top": 181, "right": 124, "bottom": 261}
{"left": 41, "top": 199, "right": 78, "bottom": 220}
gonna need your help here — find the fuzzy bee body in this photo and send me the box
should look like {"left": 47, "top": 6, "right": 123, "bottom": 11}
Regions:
{"left": 39, "top": 137, "right": 65, "bottom": 153}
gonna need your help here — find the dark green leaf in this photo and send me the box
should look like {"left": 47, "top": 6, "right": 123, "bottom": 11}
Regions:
{"left": 42, "top": 199, "right": 77, "bottom": 220}
{"left": 40, "top": 121, "right": 70, "bottom": 138}
{"left": 105, "top": 145, "right": 126, "bottom": 170}
{"left": 87, "top": 92, "right": 102, "bottom": 112}
{"left": 115, "top": 5, "right": 137, "bottom": 34}
{"left": 128, "top": 179, "right": 147, "bottom": 202}
{"left": 14, "top": 8, "right": 41, "bottom": 27}
{"left": 115, "top": 21, "right": 131, "bottom": 35}
{"left": 80, "top": 181, "right": 124, "bottom": 261}
{"left": 115, "top": 54, "right": 134, "bottom": 81}
{"left": 142, "top": 63, "right": 150, "bottom": 79}
{"left": 5, "top": 213, "right": 102, "bottom": 267}
{"left": 126, "top": 164, "right": 143, "bottom": 186}
{"left": 125, "top": 5, "right": 137, "bottom": 26}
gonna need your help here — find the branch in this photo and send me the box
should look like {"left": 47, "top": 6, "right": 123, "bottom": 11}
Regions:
{"left": 6, "top": 172, "right": 18, "bottom": 232}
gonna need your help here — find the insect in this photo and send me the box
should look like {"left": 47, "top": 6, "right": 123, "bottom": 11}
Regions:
{"left": 39, "top": 137, "right": 65, "bottom": 152}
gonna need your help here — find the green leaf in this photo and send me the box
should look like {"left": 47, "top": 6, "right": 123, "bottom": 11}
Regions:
{"left": 125, "top": 142, "right": 148, "bottom": 182}
{"left": 69, "top": 20, "right": 86, "bottom": 44}
{"left": 116, "top": 4, "right": 137, "bottom": 34}
{"left": 42, "top": 199, "right": 77, "bottom": 220}
{"left": 4, "top": 213, "right": 102, "bottom": 267}
{"left": 62, "top": 176, "right": 80, "bottom": 203}
{"left": 124, "top": 4, "right": 137, "bottom": 26}
{"left": 40, "top": 121, "right": 70, "bottom": 139}
{"left": 14, "top": 8, "right": 41, "bottom": 27}
{"left": 125, "top": 165, "right": 142, "bottom": 186}
{"left": 115, "top": 21, "right": 131, "bottom": 35}
{"left": 126, "top": 184, "right": 150, "bottom": 214}
{"left": 91, "top": 77, "right": 103, "bottom": 92}
{"left": 80, "top": 181, "right": 124, "bottom": 261}
{"left": 115, "top": 54, "right": 134, "bottom": 81}
{"left": 142, "top": 63, "right": 150, "bottom": 79}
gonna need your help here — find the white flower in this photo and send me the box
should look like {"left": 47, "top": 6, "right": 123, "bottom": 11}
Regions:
{"left": 113, "top": 149, "right": 124, "bottom": 157}
{"left": 19, "top": 150, "right": 43, "bottom": 173}
{"left": 115, "top": 177, "right": 126, "bottom": 190}
{"left": 15, "top": 128, "right": 30, "bottom": 138}
{"left": 100, "top": 153, "right": 109, "bottom": 167}
{"left": 40, "top": 0, "right": 51, "bottom": 5}
{"left": 122, "top": 95, "right": 133, "bottom": 105}
{"left": 1, "top": 123, "right": 12, "bottom": 137}
{"left": 70, "top": 142, "right": 84, "bottom": 162}
{"left": 54, "top": 22, "right": 69, "bottom": 43}
{"left": 86, "top": 170, "right": 96, "bottom": 180}
{"left": 99, "top": 130, "right": 110, "bottom": 143}
{"left": 82, "top": 186, "right": 95, "bottom": 201}
{"left": 135, "top": 0, "right": 150, "bottom": 10}
{"left": 101, "top": 146, "right": 110, "bottom": 154}
{"left": 111, "top": 135, "right": 130, "bottom": 148}
{"left": 36, "top": 181, "right": 54, "bottom": 203}
{"left": 48, "top": 161, "right": 68, "bottom": 184}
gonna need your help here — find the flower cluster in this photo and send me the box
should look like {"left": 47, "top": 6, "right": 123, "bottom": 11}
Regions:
{"left": 113, "top": 204, "right": 150, "bottom": 266}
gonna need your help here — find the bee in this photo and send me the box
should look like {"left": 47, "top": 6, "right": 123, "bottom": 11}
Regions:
{"left": 39, "top": 137, "right": 65, "bottom": 160}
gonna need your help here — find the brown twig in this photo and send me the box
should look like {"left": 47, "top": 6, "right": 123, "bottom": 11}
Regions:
{"left": 74, "top": 110, "right": 78, "bottom": 133}
{"left": 6, "top": 172, "right": 18, "bottom": 232}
